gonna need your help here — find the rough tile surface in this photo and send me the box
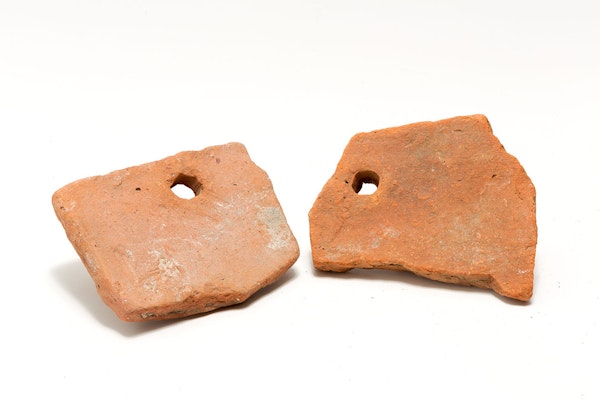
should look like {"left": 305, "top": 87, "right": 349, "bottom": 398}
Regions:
{"left": 309, "top": 115, "right": 537, "bottom": 301}
{"left": 53, "top": 143, "right": 299, "bottom": 321}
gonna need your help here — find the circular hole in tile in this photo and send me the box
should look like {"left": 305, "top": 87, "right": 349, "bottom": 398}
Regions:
{"left": 171, "top": 174, "right": 202, "bottom": 199}
{"left": 352, "top": 170, "right": 379, "bottom": 195}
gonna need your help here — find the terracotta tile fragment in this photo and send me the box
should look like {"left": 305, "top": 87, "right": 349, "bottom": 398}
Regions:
{"left": 309, "top": 115, "right": 537, "bottom": 301}
{"left": 53, "top": 143, "right": 299, "bottom": 321}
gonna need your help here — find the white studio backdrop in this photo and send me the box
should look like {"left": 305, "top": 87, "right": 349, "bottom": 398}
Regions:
{"left": 1, "top": 1, "right": 598, "bottom": 399}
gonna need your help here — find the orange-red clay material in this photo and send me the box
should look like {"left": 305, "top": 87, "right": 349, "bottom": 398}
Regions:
{"left": 53, "top": 143, "right": 299, "bottom": 321}
{"left": 309, "top": 115, "right": 537, "bottom": 301}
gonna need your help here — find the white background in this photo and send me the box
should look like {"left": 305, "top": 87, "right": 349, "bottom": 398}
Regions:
{"left": 1, "top": 1, "right": 598, "bottom": 398}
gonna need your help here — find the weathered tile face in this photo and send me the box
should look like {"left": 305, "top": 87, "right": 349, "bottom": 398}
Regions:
{"left": 53, "top": 143, "right": 299, "bottom": 321}
{"left": 309, "top": 115, "right": 537, "bottom": 301}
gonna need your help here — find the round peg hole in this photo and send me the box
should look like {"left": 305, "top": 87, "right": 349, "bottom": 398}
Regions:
{"left": 170, "top": 173, "right": 202, "bottom": 199}
{"left": 352, "top": 170, "right": 379, "bottom": 195}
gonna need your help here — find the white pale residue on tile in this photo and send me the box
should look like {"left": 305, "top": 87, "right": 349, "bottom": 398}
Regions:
{"left": 199, "top": 221, "right": 225, "bottom": 243}
{"left": 253, "top": 190, "right": 268, "bottom": 203}
{"left": 82, "top": 252, "right": 98, "bottom": 273}
{"left": 258, "top": 206, "right": 290, "bottom": 250}
{"left": 61, "top": 200, "right": 77, "bottom": 212}
{"left": 366, "top": 226, "right": 401, "bottom": 249}
{"left": 370, "top": 237, "right": 381, "bottom": 249}
{"left": 382, "top": 226, "right": 401, "bottom": 238}
{"left": 142, "top": 249, "right": 182, "bottom": 294}
{"left": 333, "top": 242, "right": 363, "bottom": 254}
{"left": 149, "top": 249, "right": 181, "bottom": 278}
{"left": 214, "top": 201, "right": 234, "bottom": 210}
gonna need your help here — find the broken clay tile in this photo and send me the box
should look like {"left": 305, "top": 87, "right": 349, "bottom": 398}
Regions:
{"left": 53, "top": 143, "right": 299, "bottom": 321}
{"left": 309, "top": 115, "right": 537, "bottom": 301}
